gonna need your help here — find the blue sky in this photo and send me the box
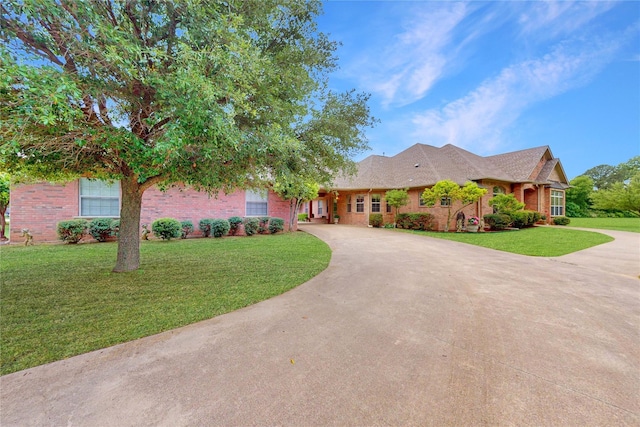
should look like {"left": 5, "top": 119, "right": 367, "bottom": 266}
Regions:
{"left": 316, "top": 1, "right": 640, "bottom": 179}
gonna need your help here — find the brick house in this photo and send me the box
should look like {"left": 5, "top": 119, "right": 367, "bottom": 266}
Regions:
{"left": 305, "top": 144, "right": 569, "bottom": 231}
{"left": 9, "top": 181, "right": 293, "bottom": 242}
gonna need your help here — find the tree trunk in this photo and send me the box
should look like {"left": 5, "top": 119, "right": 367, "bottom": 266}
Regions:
{"left": 113, "top": 175, "right": 143, "bottom": 272}
{"left": 0, "top": 206, "right": 6, "bottom": 240}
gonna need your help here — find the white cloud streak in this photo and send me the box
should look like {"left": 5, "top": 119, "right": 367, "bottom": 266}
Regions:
{"left": 410, "top": 31, "right": 630, "bottom": 153}
{"left": 357, "top": 3, "right": 470, "bottom": 107}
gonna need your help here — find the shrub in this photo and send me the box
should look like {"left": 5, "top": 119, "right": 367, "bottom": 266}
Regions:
{"left": 111, "top": 220, "right": 120, "bottom": 236}
{"left": 488, "top": 193, "right": 525, "bottom": 214}
{"left": 395, "top": 213, "right": 435, "bottom": 231}
{"left": 180, "top": 220, "right": 194, "bottom": 239}
{"left": 88, "top": 218, "right": 115, "bottom": 242}
{"left": 211, "top": 219, "right": 230, "bottom": 238}
{"left": 258, "top": 216, "right": 270, "bottom": 234}
{"left": 369, "top": 213, "right": 383, "bottom": 228}
{"left": 383, "top": 223, "right": 395, "bottom": 229}
{"left": 483, "top": 214, "right": 511, "bottom": 231}
{"left": 198, "top": 219, "right": 214, "bottom": 237}
{"left": 553, "top": 216, "right": 571, "bottom": 226}
{"left": 298, "top": 213, "right": 308, "bottom": 222}
{"left": 510, "top": 210, "right": 539, "bottom": 229}
{"left": 228, "top": 216, "right": 243, "bottom": 235}
{"left": 57, "top": 219, "right": 89, "bottom": 244}
{"left": 268, "top": 217, "right": 284, "bottom": 234}
{"left": 243, "top": 217, "right": 259, "bottom": 236}
{"left": 152, "top": 218, "right": 181, "bottom": 240}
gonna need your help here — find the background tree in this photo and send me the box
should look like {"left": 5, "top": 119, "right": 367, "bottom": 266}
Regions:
{"left": 384, "top": 188, "right": 409, "bottom": 226}
{"left": 0, "top": 173, "right": 9, "bottom": 240}
{"left": 273, "top": 177, "right": 319, "bottom": 231}
{"left": 0, "top": 0, "right": 374, "bottom": 271}
{"left": 591, "top": 172, "right": 640, "bottom": 215}
{"left": 421, "top": 180, "right": 487, "bottom": 232}
{"left": 583, "top": 164, "right": 622, "bottom": 191}
{"left": 565, "top": 175, "right": 594, "bottom": 217}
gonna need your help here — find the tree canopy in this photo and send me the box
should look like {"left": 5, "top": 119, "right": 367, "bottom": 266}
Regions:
{"left": 384, "top": 188, "right": 409, "bottom": 223}
{"left": 591, "top": 172, "right": 640, "bottom": 215}
{"left": 0, "top": 0, "right": 375, "bottom": 271}
{"left": 421, "top": 180, "right": 487, "bottom": 232}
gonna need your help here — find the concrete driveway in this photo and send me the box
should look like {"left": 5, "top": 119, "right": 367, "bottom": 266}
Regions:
{"left": 1, "top": 225, "right": 638, "bottom": 426}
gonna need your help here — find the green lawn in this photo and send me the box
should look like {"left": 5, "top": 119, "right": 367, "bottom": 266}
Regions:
{"left": 398, "top": 226, "right": 614, "bottom": 256}
{"left": 0, "top": 232, "right": 330, "bottom": 375}
{"left": 567, "top": 217, "right": 640, "bottom": 233}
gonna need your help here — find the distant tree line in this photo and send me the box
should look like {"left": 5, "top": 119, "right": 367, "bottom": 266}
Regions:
{"left": 566, "top": 156, "right": 640, "bottom": 217}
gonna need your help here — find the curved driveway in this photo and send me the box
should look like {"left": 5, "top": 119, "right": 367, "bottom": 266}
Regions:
{"left": 1, "top": 225, "right": 639, "bottom": 426}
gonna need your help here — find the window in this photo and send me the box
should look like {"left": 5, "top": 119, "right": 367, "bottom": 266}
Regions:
{"left": 551, "top": 190, "right": 564, "bottom": 216}
{"left": 371, "top": 194, "right": 381, "bottom": 213}
{"left": 246, "top": 189, "right": 268, "bottom": 216}
{"left": 318, "top": 200, "right": 324, "bottom": 215}
{"left": 440, "top": 197, "right": 451, "bottom": 206}
{"left": 386, "top": 200, "right": 392, "bottom": 213}
{"left": 347, "top": 195, "right": 352, "bottom": 213}
{"left": 356, "top": 195, "right": 365, "bottom": 213}
{"left": 79, "top": 178, "right": 120, "bottom": 217}
{"left": 419, "top": 189, "right": 427, "bottom": 207}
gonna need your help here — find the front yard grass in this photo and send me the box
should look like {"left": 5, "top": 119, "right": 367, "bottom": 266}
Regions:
{"left": 399, "top": 226, "right": 613, "bottom": 256}
{"left": 567, "top": 217, "right": 640, "bottom": 233}
{"left": 0, "top": 232, "right": 330, "bottom": 375}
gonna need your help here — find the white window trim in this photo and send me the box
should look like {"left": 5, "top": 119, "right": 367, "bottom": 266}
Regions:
{"left": 245, "top": 189, "right": 269, "bottom": 217}
{"left": 550, "top": 190, "right": 564, "bottom": 217}
{"left": 371, "top": 194, "right": 381, "bottom": 213}
{"left": 356, "top": 194, "right": 365, "bottom": 213}
{"left": 78, "top": 178, "right": 121, "bottom": 218}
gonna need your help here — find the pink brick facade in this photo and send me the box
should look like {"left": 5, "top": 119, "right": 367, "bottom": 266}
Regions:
{"left": 314, "top": 178, "right": 563, "bottom": 231}
{"left": 9, "top": 181, "right": 293, "bottom": 243}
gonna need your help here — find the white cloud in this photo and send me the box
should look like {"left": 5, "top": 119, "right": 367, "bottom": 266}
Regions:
{"left": 411, "top": 32, "right": 628, "bottom": 153}
{"left": 518, "top": 1, "right": 617, "bottom": 38}
{"left": 355, "top": 3, "right": 470, "bottom": 107}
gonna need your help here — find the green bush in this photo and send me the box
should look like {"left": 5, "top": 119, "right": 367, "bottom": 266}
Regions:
{"left": 228, "top": 216, "right": 243, "bottom": 236}
{"left": 88, "top": 218, "right": 116, "bottom": 242}
{"left": 369, "top": 213, "right": 383, "bottom": 228}
{"left": 198, "top": 219, "right": 214, "bottom": 237}
{"left": 298, "top": 213, "right": 308, "bottom": 222}
{"left": 57, "top": 219, "right": 89, "bottom": 244}
{"left": 510, "top": 210, "right": 540, "bottom": 229}
{"left": 180, "top": 220, "right": 194, "bottom": 239}
{"left": 211, "top": 219, "right": 230, "bottom": 238}
{"left": 383, "top": 223, "right": 395, "bottom": 229}
{"left": 553, "top": 216, "right": 571, "bottom": 226}
{"left": 268, "top": 217, "right": 284, "bottom": 234}
{"left": 395, "top": 213, "right": 435, "bottom": 231}
{"left": 111, "top": 220, "right": 120, "bottom": 236}
{"left": 483, "top": 214, "right": 512, "bottom": 231}
{"left": 243, "top": 217, "right": 259, "bottom": 236}
{"left": 258, "top": 216, "right": 270, "bottom": 234}
{"left": 152, "top": 218, "right": 181, "bottom": 240}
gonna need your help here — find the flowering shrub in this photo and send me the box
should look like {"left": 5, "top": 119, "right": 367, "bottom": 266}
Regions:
{"left": 468, "top": 216, "right": 480, "bottom": 226}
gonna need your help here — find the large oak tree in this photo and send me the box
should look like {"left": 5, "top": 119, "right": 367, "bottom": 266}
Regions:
{"left": 0, "top": 0, "right": 374, "bottom": 271}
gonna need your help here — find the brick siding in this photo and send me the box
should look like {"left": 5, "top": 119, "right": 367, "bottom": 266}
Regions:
{"left": 9, "top": 182, "right": 294, "bottom": 243}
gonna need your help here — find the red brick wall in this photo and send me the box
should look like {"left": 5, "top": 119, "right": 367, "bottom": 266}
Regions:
{"left": 9, "top": 181, "right": 294, "bottom": 243}
{"left": 9, "top": 181, "right": 79, "bottom": 243}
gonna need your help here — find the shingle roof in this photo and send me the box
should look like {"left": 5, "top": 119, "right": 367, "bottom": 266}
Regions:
{"left": 331, "top": 143, "right": 565, "bottom": 190}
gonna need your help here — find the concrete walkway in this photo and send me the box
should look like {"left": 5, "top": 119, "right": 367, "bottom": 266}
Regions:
{"left": 1, "top": 225, "right": 638, "bottom": 426}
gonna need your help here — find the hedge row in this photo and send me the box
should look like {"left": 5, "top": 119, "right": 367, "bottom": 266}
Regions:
{"left": 57, "top": 218, "right": 120, "bottom": 244}
{"left": 395, "top": 213, "right": 436, "bottom": 231}
{"left": 56, "top": 216, "right": 284, "bottom": 243}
